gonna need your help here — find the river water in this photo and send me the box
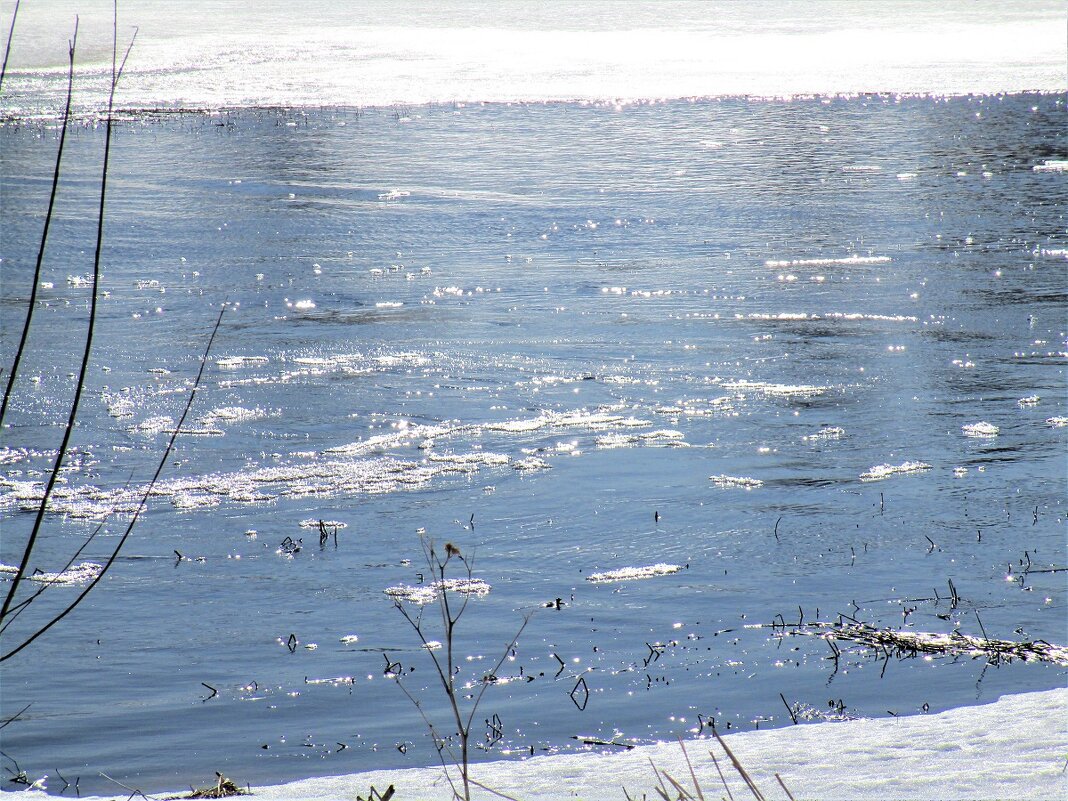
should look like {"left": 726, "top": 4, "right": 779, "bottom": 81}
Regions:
{"left": 1, "top": 2, "right": 1066, "bottom": 796}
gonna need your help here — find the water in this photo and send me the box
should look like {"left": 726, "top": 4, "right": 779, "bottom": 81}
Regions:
{"left": 1, "top": 2, "right": 1067, "bottom": 797}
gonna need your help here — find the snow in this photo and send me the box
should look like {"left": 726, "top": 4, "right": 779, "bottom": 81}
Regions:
{"left": 49, "top": 687, "right": 1066, "bottom": 800}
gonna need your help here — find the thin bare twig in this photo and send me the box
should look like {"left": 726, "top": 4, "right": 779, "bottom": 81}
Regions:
{"left": 0, "top": 511, "right": 112, "bottom": 634}
{"left": 775, "top": 773, "right": 797, "bottom": 801}
{"left": 1, "top": 7, "right": 136, "bottom": 628}
{"left": 0, "top": 17, "right": 78, "bottom": 428}
{"left": 0, "top": 0, "right": 19, "bottom": 92}
{"left": 0, "top": 703, "right": 31, "bottom": 730}
{"left": 677, "top": 736, "right": 706, "bottom": 801}
{"left": 712, "top": 732, "right": 766, "bottom": 801}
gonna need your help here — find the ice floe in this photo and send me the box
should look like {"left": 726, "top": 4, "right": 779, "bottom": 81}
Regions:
{"left": 595, "top": 430, "right": 686, "bottom": 448}
{"left": 1032, "top": 159, "right": 1068, "bottom": 172}
{"left": 384, "top": 578, "right": 491, "bottom": 605}
{"left": 709, "top": 474, "right": 764, "bottom": 489}
{"left": 720, "top": 380, "right": 826, "bottom": 398}
{"left": 802, "top": 426, "right": 845, "bottom": 441}
{"left": 586, "top": 564, "right": 681, "bottom": 583}
{"left": 764, "top": 256, "right": 890, "bottom": 268}
{"left": 860, "top": 461, "right": 931, "bottom": 482}
{"left": 0, "top": 560, "right": 103, "bottom": 585}
{"left": 962, "top": 421, "right": 999, "bottom": 437}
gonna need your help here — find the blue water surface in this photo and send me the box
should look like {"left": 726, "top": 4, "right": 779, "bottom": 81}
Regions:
{"left": 0, "top": 92, "right": 1065, "bottom": 795}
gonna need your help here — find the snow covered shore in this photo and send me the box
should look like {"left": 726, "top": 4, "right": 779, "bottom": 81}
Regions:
{"left": 54, "top": 687, "right": 1066, "bottom": 800}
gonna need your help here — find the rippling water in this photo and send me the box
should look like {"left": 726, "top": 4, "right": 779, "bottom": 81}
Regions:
{"left": 1, "top": 5, "right": 1067, "bottom": 793}
{"left": 2, "top": 91, "right": 1065, "bottom": 795}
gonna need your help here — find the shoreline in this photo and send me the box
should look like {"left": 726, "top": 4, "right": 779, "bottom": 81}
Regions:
{"left": 2, "top": 87, "right": 1067, "bottom": 126}
{"left": 41, "top": 687, "right": 1066, "bottom": 800}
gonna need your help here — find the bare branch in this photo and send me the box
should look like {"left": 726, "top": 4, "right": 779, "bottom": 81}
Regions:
{"left": 0, "top": 0, "right": 20, "bottom": 93}
{"left": 0, "top": 16, "right": 78, "bottom": 428}
{"left": 1, "top": 305, "right": 226, "bottom": 661}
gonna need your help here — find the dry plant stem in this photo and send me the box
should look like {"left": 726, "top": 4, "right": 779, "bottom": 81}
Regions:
{"left": 464, "top": 776, "right": 522, "bottom": 801}
{"left": 100, "top": 771, "right": 155, "bottom": 800}
{"left": 394, "top": 538, "right": 530, "bottom": 801}
{"left": 0, "top": 18, "right": 77, "bottom": 428}
{"left": 712, "top": 732, "right": 766, "bottom": 801}
{"left": 647, "top": 757, "right": 669, "bottom": 799}
{"left": 661, "top": 768, "right": 697, "bottom": 799}
{"left": 677, "top": 736, "right": 706, "bottom": 801}
{"left": 0, "top": 0, "right": 18, "bottom": 92}
{"left": 774, "top": 774, "right": 796, "bottom": 801}
{"left": 390, "top": 671, "right": 464, "bottom": 798}
{"left": 0, "top": 13, "right": 136, "bottom": 626}
{"left": 706, "top": 744, "right": 735, "bottom": 801}
{"left": 1, "top": 305, "right": 225, "bottom": 661}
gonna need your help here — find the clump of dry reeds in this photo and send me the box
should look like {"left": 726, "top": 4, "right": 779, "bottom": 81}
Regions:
{"left": 624, "top": 734, "right": 796, "bottom": 801}
{"left": 166, "top": 772, "right": 247, "bottom": 799}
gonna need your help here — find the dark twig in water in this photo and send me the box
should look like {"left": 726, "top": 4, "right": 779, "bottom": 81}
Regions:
{"left": 974, "top": 610, "right": 989, "bottom": 641}
{"left": 55, "top": 767, "right": 73, "bottom": 794}
{"left": 570, "top": 676, "right": 589, "bottom": 710}
{"left": 572, "top": 735, "right": 634, "bottom": 750}
{"left": 0, "top": 703, "right": 31, "bottom": 730}
{"left": 779, "top": 692, "right": 798, "bottom": 725}
{"left": 0, "top": 15, "right": 87, "bottom": 621}
{"left": 947, "top": 578, "right": 960, "bottom": 610}
{"left": 551, "top": 651, "right": 566, "bottom": 677}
